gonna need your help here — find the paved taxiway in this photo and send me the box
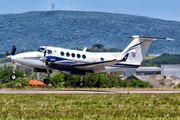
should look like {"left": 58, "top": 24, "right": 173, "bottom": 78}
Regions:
{"left": 1, "top": 90, "right": 180, "bottom": 94}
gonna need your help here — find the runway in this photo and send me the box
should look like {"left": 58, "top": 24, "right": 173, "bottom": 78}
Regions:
{"left": 1, "top": 89, "right": 180, "bottom": 94}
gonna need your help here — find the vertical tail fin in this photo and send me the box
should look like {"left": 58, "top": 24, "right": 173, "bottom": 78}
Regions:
{"left": 121, "top": 36, "right": 173, "bottom": 65}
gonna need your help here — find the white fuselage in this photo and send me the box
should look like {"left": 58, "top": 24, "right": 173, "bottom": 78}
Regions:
{"left": 10, "top": 46, "right": 135, "bottom": 73}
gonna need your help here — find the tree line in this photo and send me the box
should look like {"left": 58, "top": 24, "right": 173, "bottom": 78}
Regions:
{"left": 0, "top": 69, "right": 151, "bottom": 88}
{"left": 141, "top": 53, "right": 180, "bottom": 67}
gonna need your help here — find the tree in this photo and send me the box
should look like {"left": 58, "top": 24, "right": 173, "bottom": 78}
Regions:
{"left": 92, "top": 44, "right": 104, "bottom": 49}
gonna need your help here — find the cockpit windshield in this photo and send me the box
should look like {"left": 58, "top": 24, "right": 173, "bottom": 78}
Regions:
{"left": 37, "top": 48, "right": 45, "bottom": 52}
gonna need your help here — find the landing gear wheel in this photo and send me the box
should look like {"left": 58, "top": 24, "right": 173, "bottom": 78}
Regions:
{"left": 80, "top": 82, "right": 83, "bottom": 87}
{"left": 10, "top": 74, "right": 16, "bottom": 80}
{"left": 43, "top": 79, "right": 50, "bottom": 84}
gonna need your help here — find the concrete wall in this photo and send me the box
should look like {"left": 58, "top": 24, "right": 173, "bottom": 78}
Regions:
{"left": 136, "top": 74, "right": 180, "bottom": 88}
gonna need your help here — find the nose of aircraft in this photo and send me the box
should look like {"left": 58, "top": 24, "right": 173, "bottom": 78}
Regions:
{"left": 6, "top": 55, "right": 17, "bottom": 61}
{"left": 6, "top": 55, "right": 11, "bottom": 60}
{"left": 6, "top": 53, "right": 24, "bottom": 62}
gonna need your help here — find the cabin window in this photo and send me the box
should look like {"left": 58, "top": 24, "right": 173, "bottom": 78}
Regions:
{"left": 100, "top": 57, "right": 104, "bottom": 61}
{"left": 61, "top": 51, "right": 64, "bottom": 56}
{"left": 48, "top": 50, "right": 52, "bottom": 54}
{"left": 77, "top": 54, "right": 81, "bottom": 58}
{"left": 66, "top": 52, "right": 70, "bottom": 57}
{"left": 71, "top": 53, "right": 75, "bottom": 58}
{"left": 37, "top": 48, "right": 45, "bottom": 52}
{"left": 82, "top": 55, "right": 86, "bottom": 59}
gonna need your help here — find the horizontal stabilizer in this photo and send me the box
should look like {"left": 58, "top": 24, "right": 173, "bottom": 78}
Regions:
{"left": 130, "top": 36, "right": 174, "bottom": 41}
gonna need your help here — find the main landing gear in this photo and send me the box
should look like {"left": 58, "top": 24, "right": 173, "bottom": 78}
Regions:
{"left": 43, "top": 70, "right": 50, "bottom": 84}
{"left": 10, "top": 62, "right": 17, "bottom": 80}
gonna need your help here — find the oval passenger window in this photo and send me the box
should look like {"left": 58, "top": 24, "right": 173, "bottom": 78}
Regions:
{"left": 61, "top": 51, "right": 64, "bottom": 56}
{"left": 82, "top": 55, "right": 86, "bottom": 59}
{"left": 66, "top": 52, "right": 70, "bottom": 57}
{"left": 48, "top": 50, "right": 52, "bottom": 54}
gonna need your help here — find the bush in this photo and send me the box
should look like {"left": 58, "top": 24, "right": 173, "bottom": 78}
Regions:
{"left": 169, "top": 83, "right": 175, "bottom": 87}
{"left": 49, "top": 72, "right": 152, "bottom": 88}
{"left": 5, "top": 77, "right": 30, "bottom": 88}
{"left": 177, "top": 84, "right": 180, "bottom": 88}
{"left": 0, "top": 69, "right": 24, "bottom": 84}
{"left": 160, "top": 82, "right": 165, "bottom": 85}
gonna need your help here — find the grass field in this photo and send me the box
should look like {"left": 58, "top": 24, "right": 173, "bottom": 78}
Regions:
{"left": 0, "top": 62, "right": 13, "bottom": 69}
{"left": 143, "top": 56, "right": 156, "bottom": 60}
{"left": 0, "top": 94, "right": 180, "bottom": 119}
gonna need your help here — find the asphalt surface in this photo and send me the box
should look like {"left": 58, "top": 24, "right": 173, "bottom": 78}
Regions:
{"left": 1, "top": 89, "right": 180, "bottom": 94}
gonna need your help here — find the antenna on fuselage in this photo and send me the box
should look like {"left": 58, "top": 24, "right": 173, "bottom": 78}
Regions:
{"left": 83, "top": 47, "right": 87, "bottom": 52}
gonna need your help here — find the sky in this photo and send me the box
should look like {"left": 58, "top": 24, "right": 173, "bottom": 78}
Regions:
{"left": 0, "top": 0, "right": 180, "bottom": 22}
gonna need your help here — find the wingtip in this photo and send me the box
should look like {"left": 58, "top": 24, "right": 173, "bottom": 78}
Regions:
{"left": 166, "top": 38, "right": 175, "bottom": 40}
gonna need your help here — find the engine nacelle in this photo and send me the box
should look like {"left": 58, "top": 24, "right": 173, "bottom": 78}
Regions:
{"left": 70, "top": 71, "right": 86, "bottom": 75}
{"left": 33, "top": 68, "right": 52, "bottom": 73}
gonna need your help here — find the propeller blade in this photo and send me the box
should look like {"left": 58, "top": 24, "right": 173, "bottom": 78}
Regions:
{"left": 6, "top": 46, "right": 16, "bottom": 61}
{"left": 11, "top": 47, "right": 16, "bottom": 55}
{"left": 43, "top": 46, "right": 47, "bottom": 57}
{"left": 43, "top": 50, "right": 46, "bottom": 57}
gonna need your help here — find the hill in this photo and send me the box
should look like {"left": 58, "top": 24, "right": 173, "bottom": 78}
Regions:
{"left": 142, "top": 53, "right": 180, "bottom": 66}
{"left": 0, "top": 10, "right": 180, "bottom": 54}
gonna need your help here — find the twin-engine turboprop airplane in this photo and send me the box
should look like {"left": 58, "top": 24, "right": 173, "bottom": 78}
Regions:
{"left": 6, "top": 36, "right": 173, "bottom": 86}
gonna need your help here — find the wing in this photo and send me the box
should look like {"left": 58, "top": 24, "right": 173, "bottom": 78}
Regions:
{"left": 71, "top": 53, "right": 129, "bottom": 73}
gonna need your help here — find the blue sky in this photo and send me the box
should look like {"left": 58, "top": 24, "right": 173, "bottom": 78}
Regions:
{"left": 0, "top": 0, "right": 180, "bottom": 21}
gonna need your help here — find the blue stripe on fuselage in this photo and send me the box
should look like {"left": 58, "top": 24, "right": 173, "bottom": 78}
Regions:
{"left": 46, "top": 56, "right": 68, "bottom": 61}
{"left": 46, "top": 56, "right": 89, "bottom": 65}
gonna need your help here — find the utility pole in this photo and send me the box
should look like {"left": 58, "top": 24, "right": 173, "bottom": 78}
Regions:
{"left": 52, "top": 3, "right": 55, "bottom": 11}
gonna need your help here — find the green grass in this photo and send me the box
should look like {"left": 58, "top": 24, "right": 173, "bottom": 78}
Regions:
{"left": 143, "top": 56, "right": 156, "bottom": 60}
{"left": 0, "top": 62, "right": 13, "bottom": 69}
{"left": 0, "top": 94, "right": 180, "bottom": 119}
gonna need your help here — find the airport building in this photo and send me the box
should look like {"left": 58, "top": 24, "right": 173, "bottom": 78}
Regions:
{"left": 123, "top": 64, "right": 180, "bottom": 79}
{"left": 123, "top": 67, "right": 161, "bottom": 78}
{"left": 161, "top": 65, "right": 180, "bottom": 78}
{"left": 123, "top": 65, "right": 180, "bottom": 88}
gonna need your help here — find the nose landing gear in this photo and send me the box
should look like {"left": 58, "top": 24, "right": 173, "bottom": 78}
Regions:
{"left": 10, "top": 62, "right": 17, "bottom": 80}
{"left": 10, "top": 73, "right": 17, "bottom": 80}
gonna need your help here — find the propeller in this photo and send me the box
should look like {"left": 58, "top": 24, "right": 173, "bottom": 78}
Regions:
{"left": 40, "top": 46, "right": 49, "bottom": 66}
{"left": 39, "top": 46, "right": 55, "bottom": 66}
{"left": 11, "top": 47, "right": 16, "bottom": 55}
{"left": 43, "top": 46, "right": 46, "bottom": 57}
{"left": 40, "top": 47, "right": 47, "bottom": 62}
{"left": 6, "top": 45, "right": 17, "bottom": 60}
{"left": 6, "top": 45, "right": 17, "bottom": 71}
